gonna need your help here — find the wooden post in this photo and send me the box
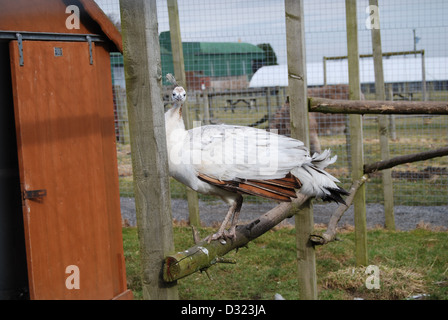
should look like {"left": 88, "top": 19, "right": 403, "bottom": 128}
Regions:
{"left": 167, "top": 0, "right": 187, "bottom": 116}
{"left": 115, "top": 86, "right": 130, "bottom": 144}
{"left": 167, "top": 0, "right": 200, "bottom": 227}
{"left": 421, "top": 50, "right": 427, "bottom": 101}
{"left": 120, "top": 0, "right": 178, "bottom": 299}
{"left": 369, "top": 0, "right": 395, "bottom": 230}
{"left": 323, "top": 56, "right": 327, "bottom": 86}
{"left": 275, "top": 86, "right": 281, "bottom": 110}
{"left": 387, "top": 84, "right": 397, "bottom": 140}
{"left": 285, "top": 0, "right": 317, "bottom": 300}
{"left": 202, "top": 89, "right": 210, "bottom": 125}
{"left": 345, "top": 0, "right": 368, "bottom": 266}
{"left": 265, "top": 87, "right": 271, "bottom": 126}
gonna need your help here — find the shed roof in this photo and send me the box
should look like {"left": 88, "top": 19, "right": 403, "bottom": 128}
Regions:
{"left": 159, "top": 31, "right": 264, "bottom": 56}
{"left": 196, "top": 42, "right": 265, "bottom": 55}
{"left": 0, "top": 0, "right": 122, "bottom": 53}
{"left": 249, "top": 56, "right": 448, "bottom": 87}
{"left": 78, "top": 0, "right": 122, "bottom": 53}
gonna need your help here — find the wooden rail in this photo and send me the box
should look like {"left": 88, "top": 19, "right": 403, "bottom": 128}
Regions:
{"left": 309, "top": 97, "right": 448, "bottom": 115}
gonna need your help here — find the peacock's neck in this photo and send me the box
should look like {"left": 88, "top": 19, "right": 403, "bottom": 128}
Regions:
{"left": 165, "top": 104, "right": 187, "bottom": 143}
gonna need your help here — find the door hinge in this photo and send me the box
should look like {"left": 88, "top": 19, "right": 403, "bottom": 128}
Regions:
{"left": 23, "top": 189, "right": 47, "bottom": 201}
{"left": 16, "top": 33, "right": 24, "bottom": 66}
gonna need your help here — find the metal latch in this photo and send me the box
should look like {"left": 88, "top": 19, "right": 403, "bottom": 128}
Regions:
{"left": 86, "top": 35, "right": 93, "bottom": 65}
{"left": 16, "top": 33, "right": 24, "bottom": 66}
{"left": 23, "top": 189, "right": 47, "bottom": 200}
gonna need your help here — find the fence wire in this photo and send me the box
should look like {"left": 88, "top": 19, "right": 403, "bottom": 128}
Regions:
{"left": 97, "top": 0, "right": 448, "bottom": 208}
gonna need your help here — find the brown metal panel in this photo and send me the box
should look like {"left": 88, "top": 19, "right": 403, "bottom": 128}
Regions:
{"left": 94, "top": 43, "right": 129, "bottom": 298}
{"left": 9, "top": 40, "right": 128, "bottom": 299}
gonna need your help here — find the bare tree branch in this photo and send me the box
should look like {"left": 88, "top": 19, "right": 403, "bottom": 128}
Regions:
{"left": 310, "top": 175, "right": 369, "bottom": 245}
{"left": 163, "top": 194, "right": 310, "bottom": 282}
{"left": 364, "top": 146, "right": 448, "bottom": 174}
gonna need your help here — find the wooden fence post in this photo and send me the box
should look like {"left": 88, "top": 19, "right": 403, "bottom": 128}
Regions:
{"left": 167, "top": 0, "right": 200, "bottom": 227}
{"left": 120, "top": 0, "right": 178, "bottom": 299}
{"left": 202, "top": 89, "right": 210, "bottom": 125}
{"left": 115, "top": 86, "right": 130, "bottom": 144}
{"left": 422, "top": 50, "right": 427, "bottom": 101}
{"left": 345, "top": 0, "right": 368, "bottom": 266}
{"left": 285, "top": 0, "right": 317, "bottom": 300}
{"left": 387, "top": 84, "right": 397, "bottom": 140}
{"left": 369, "top": 0, "right": 395, "bottom": 230}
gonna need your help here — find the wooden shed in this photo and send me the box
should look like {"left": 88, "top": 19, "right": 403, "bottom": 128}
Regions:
{"left": 0, "top": 0, "right": 131, "bottom": 299}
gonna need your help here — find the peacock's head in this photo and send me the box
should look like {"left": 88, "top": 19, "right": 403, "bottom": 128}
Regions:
{"left": 172, "top": 86, "right": 187, "bottom": 103}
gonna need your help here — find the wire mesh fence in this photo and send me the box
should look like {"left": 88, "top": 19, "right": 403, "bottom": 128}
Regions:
{"left": 97, "top": 0, "right": 448, "bottom": 208}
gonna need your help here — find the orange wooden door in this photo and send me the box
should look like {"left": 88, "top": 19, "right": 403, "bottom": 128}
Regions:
{"left": 9, "top": 40, "right": 129, "bottom": 299}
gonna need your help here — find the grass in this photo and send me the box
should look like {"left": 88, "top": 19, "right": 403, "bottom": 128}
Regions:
{"left": 122, "top": 224, "right": 448, "bottom": 300}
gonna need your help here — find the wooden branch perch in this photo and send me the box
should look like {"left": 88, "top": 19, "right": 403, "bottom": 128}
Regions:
{"left": 310, "top": 175, "right": 368, "bottom": 245}
{"left": 163, "top": 194, "right": 310, "bottom": 282}
{"left": 364, "top": 146, "right": 448, "bottom": 174}
{"left": 309, "top": 97, "right": 448, "bottom": 115}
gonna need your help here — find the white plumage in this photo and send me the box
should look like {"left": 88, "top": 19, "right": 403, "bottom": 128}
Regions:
{"left": 164, "top": 74, "right": 348, "bottom": 240}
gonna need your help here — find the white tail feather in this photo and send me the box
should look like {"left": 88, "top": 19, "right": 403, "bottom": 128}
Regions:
{"left": 311, "top": 149, "right": 337, "bottom": 169}
{"left": 291, "top": 149, "right": 343, "bottom": 200}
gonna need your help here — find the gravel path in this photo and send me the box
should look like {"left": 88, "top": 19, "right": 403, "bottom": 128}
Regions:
{"left": 120, "top": 197, "right": 448, "bottom": 231}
